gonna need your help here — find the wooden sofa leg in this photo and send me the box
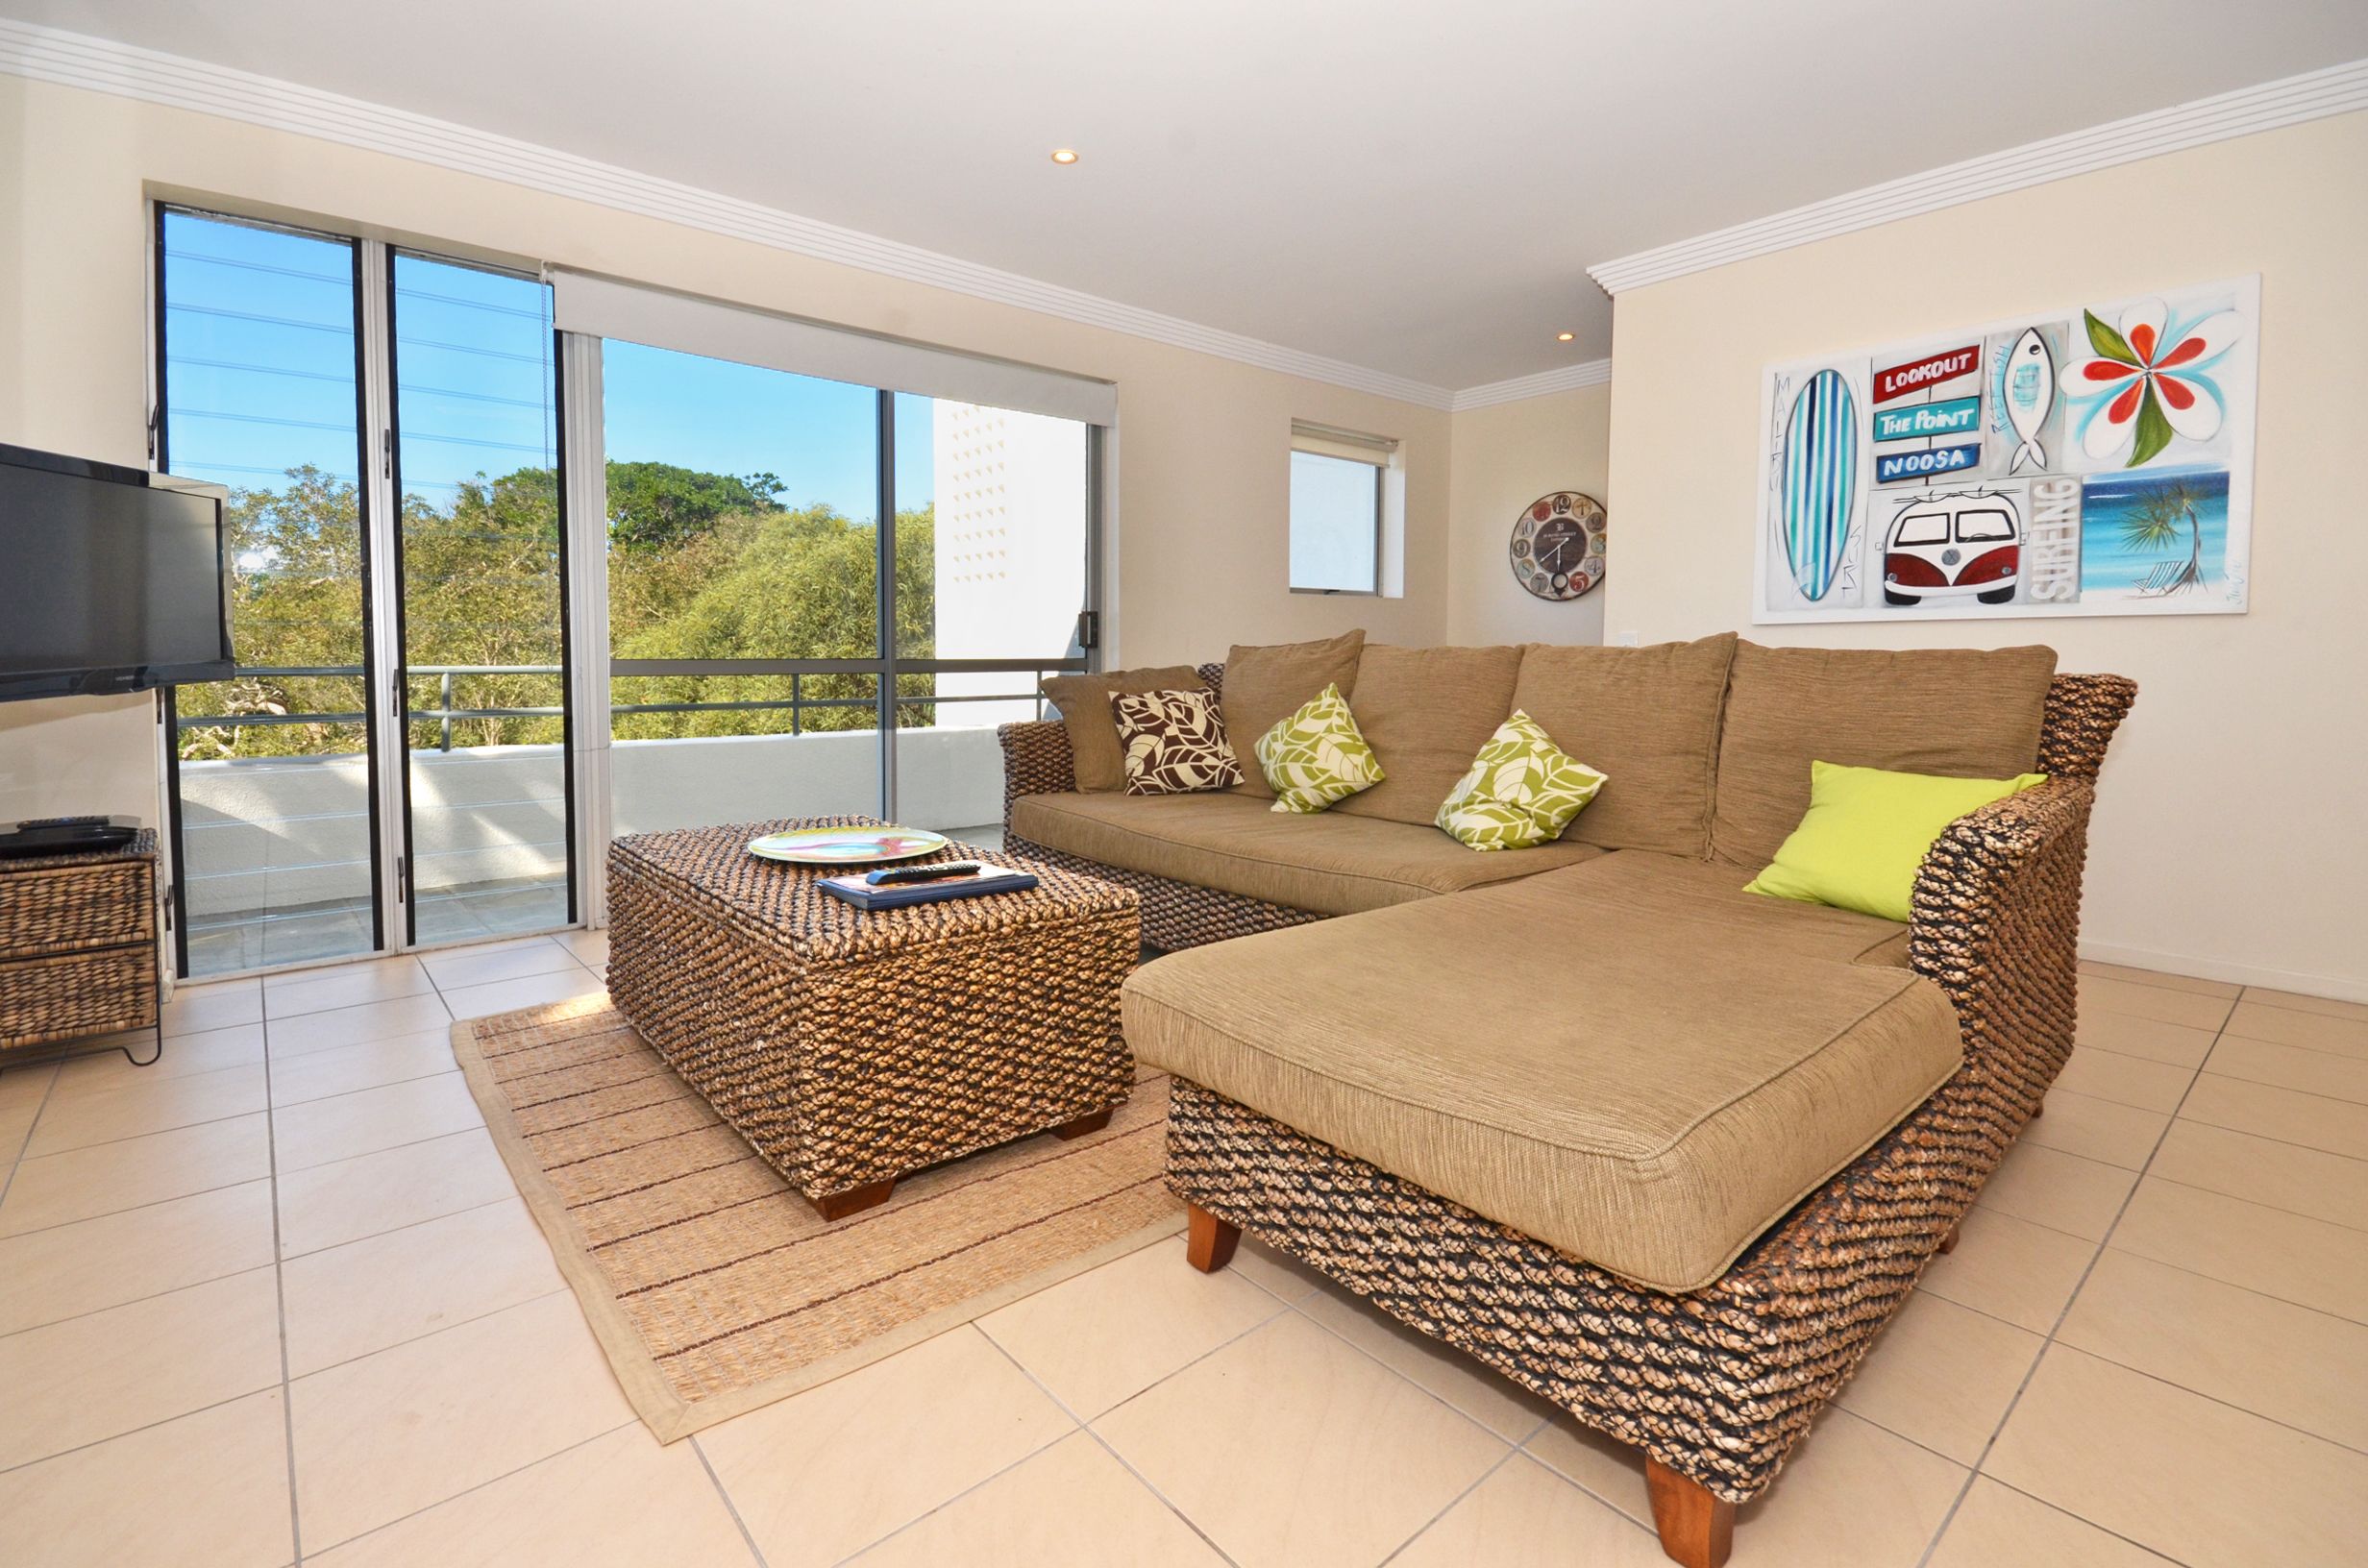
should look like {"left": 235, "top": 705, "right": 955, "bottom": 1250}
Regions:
{"left": 1939, "top": 1220, "right": 1962, "bottom": 1254}
{"left": 2031, "top": 1097, "right": 2045, "bottom": 1118}
{"left": 1646, "top": 1458, "right": 1735, "bottom": 1568}
{"left": 1186, "top": 1204, "right": 1240, "bottom": 1273}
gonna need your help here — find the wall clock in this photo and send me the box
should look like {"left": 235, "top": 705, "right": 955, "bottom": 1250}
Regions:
{"left": 1509, "top": 492, "right": 1606, "bottom": 600}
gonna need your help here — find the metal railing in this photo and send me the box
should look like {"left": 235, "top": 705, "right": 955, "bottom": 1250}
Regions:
{"left": 174, "top": 661, "right": 1065, "bottom": 752}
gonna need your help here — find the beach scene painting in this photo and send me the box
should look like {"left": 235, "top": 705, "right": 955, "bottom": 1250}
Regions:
{"left": 1753, "top": 274, "right": 2256, "bottom": 623}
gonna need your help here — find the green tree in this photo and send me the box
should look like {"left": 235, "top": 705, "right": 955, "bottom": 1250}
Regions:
{"left": 604, "top": 462, "right": 784, "bottom": 552}
{"left": 2119, "top": 477, "right": 2210, "bottom": 596}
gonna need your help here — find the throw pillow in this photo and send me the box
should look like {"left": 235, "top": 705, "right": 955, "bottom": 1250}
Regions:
{"left": 1221, "top": 630, "right": 1367, "bottom": 798}
{"left": 1435, "top": 710, "right": 1611, "bottom": 851}
{"left": 1110, "top": 688, "right": 1243, "bottom": 796}
{"left": 1745, "top": 761, "right": 2048, "bottom": 921}
{"left": 1254, "top": 683, "right": 1385, "bottom": 814}
{"left": 1040, "top": 665, "right": 1209, "bottom": 793}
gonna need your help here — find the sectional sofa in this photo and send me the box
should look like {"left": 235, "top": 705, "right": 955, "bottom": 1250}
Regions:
{"left": 999, "top": 633, "right": 2134, "bottom": 1567}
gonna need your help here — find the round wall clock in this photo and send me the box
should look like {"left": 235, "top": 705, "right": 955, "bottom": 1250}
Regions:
{"left": 1509, "top": 492, "right": 1607, "bottom": 600}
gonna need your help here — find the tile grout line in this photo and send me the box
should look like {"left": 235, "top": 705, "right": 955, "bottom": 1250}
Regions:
{"left": 688, "top": 1432, "right": 774, "bottom": 1568}
{"left": 0, "top": 1063, "right": 63, "bottom": 1211}
{"left": 289, "top": 1418, "right": 641, "bottom": 1561}
{"left": 1912, "top": 1005, "right": 2233, "bottom": 1567}
{"left": 1373, "top": 1446, "right": 1530, "bottom": 1567}
{"left": 259, "top": 1005, "right": 307, "bottom": 1565}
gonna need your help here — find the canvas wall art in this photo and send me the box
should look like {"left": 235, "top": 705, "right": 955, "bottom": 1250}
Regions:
{"left": 1753, "top": 274, "right": 2258, "bottom": 623}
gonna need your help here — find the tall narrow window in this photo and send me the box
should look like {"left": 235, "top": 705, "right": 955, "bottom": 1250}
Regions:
{"left": 159, "top": 210, "right": 378, "bottom": 974}
{"left": 1289, "top": 421, "right": 1397, "bottom": 595}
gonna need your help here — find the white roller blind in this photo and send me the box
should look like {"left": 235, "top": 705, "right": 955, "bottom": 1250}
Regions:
{"left": 548, "top": 270, "right": 1118, "bottom": 427}
{"left": 1290, "top": 419, "right": 1397, "bottom": 467}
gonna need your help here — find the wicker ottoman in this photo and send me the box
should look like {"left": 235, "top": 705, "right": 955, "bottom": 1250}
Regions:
{"left": 604, "top": 817, "right": 1140, "bottom": 1218}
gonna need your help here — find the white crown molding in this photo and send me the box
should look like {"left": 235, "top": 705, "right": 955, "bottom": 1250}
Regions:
{"left": 1589, "top": 56, "right": 2368, "bottom": 295}
{"left": 0, "top": 19, "right": 1468, "bottom": 411}
{"left": 1448, "top": 358, "right": 1612, "bottom": 412}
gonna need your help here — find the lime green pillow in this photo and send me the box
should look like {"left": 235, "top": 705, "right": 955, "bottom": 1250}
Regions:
{"left": 1436, "top": 710, "right": 1610, "bottom": 850}
{"left": 1254, "top": 682, "right": 1385, "bottom": 813}
{"left": 1746, "top": 762, "right": 2047, "bottom": 921}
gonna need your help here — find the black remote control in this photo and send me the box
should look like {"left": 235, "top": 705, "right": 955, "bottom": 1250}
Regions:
{"left": 866, "top": 861, "right": 983, "bottom": 886}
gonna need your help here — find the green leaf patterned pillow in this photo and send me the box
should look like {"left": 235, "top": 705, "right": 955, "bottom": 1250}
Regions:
{"left": 1254, "top": 683, "right": 1385, "bottom": 814}
{"left": 1436, "top": 710, "right": 1609, "bottom": 850}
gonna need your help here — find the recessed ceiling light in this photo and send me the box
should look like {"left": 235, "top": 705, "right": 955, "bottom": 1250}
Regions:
{"left": 1557, "top": 331, "right": 1575, "bottom": 342}
{"left": 1049, "top": 148, "right": 1080, "bottom": 165}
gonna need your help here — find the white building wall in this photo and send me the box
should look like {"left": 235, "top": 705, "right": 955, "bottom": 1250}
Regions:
{"left": 930, "top": 403, "right": 1089, "bottom": 728}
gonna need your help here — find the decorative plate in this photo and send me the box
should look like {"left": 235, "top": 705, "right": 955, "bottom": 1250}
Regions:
{"left": 746, "top": 826, "right": 950, "bottom": 865}
{"left": 1509, "top": 492, "right": 1608, "bottom": 600}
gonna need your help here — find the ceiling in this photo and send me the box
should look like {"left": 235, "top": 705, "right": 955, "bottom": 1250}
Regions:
{"left": 9, "top": 2, "right": 2367, "bottom": 391}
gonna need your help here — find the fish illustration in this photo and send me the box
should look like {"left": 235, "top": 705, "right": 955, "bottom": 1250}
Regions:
{"left": 2003, "top": 329, "right": 2054, "bottom": 475}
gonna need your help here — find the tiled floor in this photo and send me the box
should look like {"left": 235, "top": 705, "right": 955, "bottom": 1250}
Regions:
{"left": 2, "top": 944, "right": 2363, "bottom": 1566}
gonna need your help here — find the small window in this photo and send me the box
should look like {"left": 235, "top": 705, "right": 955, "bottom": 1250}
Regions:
{"left": 1954, "top": 507, "right": 2016, "bottom": 542}
{"left": 1892, "top": 510, "right": 1950, "bottom": 547}
{"left": 1289, "top": 422, "right": 1397, "bottom": 594}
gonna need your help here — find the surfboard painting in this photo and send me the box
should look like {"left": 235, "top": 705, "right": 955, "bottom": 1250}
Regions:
{"left": 1779, "top": 368, "right": 1859, "bottom": 601}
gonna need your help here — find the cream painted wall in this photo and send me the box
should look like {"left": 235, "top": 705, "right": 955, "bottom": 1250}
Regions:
{"left": 1605, "top": 111, "right": 2368, "bottom": 997}
{"left": 0, "top": 75, "right": 1452, "bottom": 829}
{"left": 1444, "top": 385, "right": 1612, "bottom": 647}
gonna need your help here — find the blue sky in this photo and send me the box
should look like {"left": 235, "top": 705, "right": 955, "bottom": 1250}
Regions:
{"left": 160, "top": 209, "right": 932, "bottom": 522}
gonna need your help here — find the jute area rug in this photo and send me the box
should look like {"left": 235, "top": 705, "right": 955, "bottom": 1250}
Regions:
{"left": 450, "top": 994, "right": 1182, "bottom": 1440}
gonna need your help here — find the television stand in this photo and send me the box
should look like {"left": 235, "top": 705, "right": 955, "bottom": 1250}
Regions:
{"left": 0, "top": 830, "right": 162, "bottom": 1073}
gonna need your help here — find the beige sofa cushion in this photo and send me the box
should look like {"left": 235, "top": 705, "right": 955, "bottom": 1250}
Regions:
{"left": 1548, "top": 850, "right": 1911, "bottom": 968}
{"left": 1221, "top": 631, "right": 1366, "bottom": 798}
{"left": 1332, "top": 644, "right": 1523, "bottom": 826}
{"left": 1513, "top": 633, "right": 1738, "bottom": 857}
{"left": 1041, "top": 665, "right": 1210, "bottom": 793}
{"left": 1009, "top": 789, "right": 1600, "bottom": 918}
{"left": 1123, "top": 868, "right": 1961, "bottom": 1291}
{"left": 1712, "top": 643, "right": 2058, "bottom": 869}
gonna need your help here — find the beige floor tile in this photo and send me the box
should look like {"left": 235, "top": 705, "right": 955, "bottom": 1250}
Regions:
{"left": 1974, "top": 1139, "right": 2137, "bottom": 1241}
{"left": 2208, "top": 1035, "right": 2368, "bottom": 1105}
{"left": 850, "top": 1431, "right": 1225, "bottom": 1568}
{"left": 0, "top": 1058, "right": 57, "bottom": 1108}
{"left": 2242, "top": 986, "right": 2368, "bottom": 1023}
{"left": 2074, "top": 1008, "right": 2218, "bottom": 1068}
{"left": 2222, "top": 998, "right": 2368, "bottom": 1059}
{"left": 305, "top": 1423, "right": 751, "bottom": 1568}
{"left": 2149, "top": 1119, "right": 2368, "bottom": 1231}
{"left": 282, "top": 1198, "right": 563, "bottom": 1376}
{"left": 1916, "top": 1206, "right": 2098, "bottom": 1334}
{"left": 0, "top": 1113, "right": 270, "bottom": 1237}
{"left": 2060, "top": 1248, "right": 2368, "bottom": 1451}
{"left": 2079, "top": 973, "right": 2234, "bottom": 1031}
{"left": 1927, "top": 1477, "right": 2178, "bottom": 1568}
{"left": 2018, "top": 1089, "right": 2168, "bottom": 1169}
{"left": 161, "top": 979, "right": 264, "bottom": 1039}
{"left": 2179, "top": 1072, "right": 2368, "bottom": 1160}
{"left": 21, "top": 1063, "right": 268, "bottom": 1158}
{"left": 556, "top": 928, "right": 608, "bottom": 967}
{"left": 2109, "top": 1178, "right": 2368, "bottom": 1325}
{"left": 1393, "top": 1453, "right": 1665, "bottom": 1568}
{"left": 0, "top": 1266, "right": 282, "bottom": 1469}
{"left": 438, "top": 967, "right": 604, "bottom": 1022}
{"left": 50, "top": 1022, "right": 264, "bottom": 1096}
{"left": 1226, "top": 1235, "right": 1328, "bottom": 1304}
{"left": 265, "top": 992, "right": 454, "bottom": 1061}
{"left": 978, "top": 1234, "right": 1283, "bottom": 1418}
{"left": 0, "top": 1388, "right": 292, "bottom": 1568}
{"left": 1833, "top": 1290, "right": 2044, "bottom": 1463}
{"left": 275, "top": 1126, "right": 516, "bottom": 1259}
{"left": 1095, "top": 1311, "right": 1507, "bottom": 1568}
{"left": 0, "top": 1179, "right": 275, "bottom": 1335}
{"left": 1731, "top": 1409, "right": 1966, "bottom": 1567}
{"left": 2049, "top": 1048, "right": 2194, "bottom": 1114}
{"left": 1296, "top": 1281, "right": 1558, "bottom": 1440}
{"left": 290, "top": 1291, "right": 633, "bottom": 1552}
{"left": 264, "top": 956, "right": 433, "bottom": 1019}
{"left": 699, "top": 1325, "right": 1073, "bottom": 1568}
{"left": 267, "top": 1029, "right": 457, "bottom": 1107}
{"left": 269, "top": 1070, "right": 482, "bottom": 1172}
{"left": 0, "top": 1092, "right": 42, "bottom": 1166}
{"left": 1524, "top": 1412, "right": 1651, "bottom": 1523}
{"left": 1986, "top": 1345, "right": 2368, "bottom": 1567}
{"left": 422, "top": 939, "right": 579, "bottom": 992}
{"left": 2080, "top": 960, "right": 2241, "bottom": 999}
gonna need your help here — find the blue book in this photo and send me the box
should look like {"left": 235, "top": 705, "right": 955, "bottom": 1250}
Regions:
{"left": 816, "top": 865, "right": 1038, "bottom": 911}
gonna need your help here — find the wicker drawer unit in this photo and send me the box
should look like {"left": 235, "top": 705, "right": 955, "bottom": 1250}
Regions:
{"left": 0, "top": 832, "right": 161, "bottom": 1056}
{"left": 605, "top": 817, "right": 1141, "bottom": 1218}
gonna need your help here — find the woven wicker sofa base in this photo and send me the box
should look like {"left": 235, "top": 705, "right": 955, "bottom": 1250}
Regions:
{"left": 1164, "top": 1059, "right": 2047, "bottom": 1510}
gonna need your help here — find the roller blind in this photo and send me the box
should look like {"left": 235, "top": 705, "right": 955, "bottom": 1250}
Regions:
{"left": 1290, "top": 419, "right": 1398, "bottom": 467}
{"left": 548, "top": 269, "right": 1118, "bottom": 427}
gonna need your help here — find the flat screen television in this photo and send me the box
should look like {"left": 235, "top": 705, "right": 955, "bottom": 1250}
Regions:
{"left": 0, "top": 444, "right": 235, "bottom": 701}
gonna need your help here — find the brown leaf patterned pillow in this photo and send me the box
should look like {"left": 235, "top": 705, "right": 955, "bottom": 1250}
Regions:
{"left": 1110, "top": 688, "right": 1244, "bottom": 796}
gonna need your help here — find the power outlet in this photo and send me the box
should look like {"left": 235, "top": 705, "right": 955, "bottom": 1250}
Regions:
{"left": 1613, "top": 630, "right": 1640, "bottom": 648}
